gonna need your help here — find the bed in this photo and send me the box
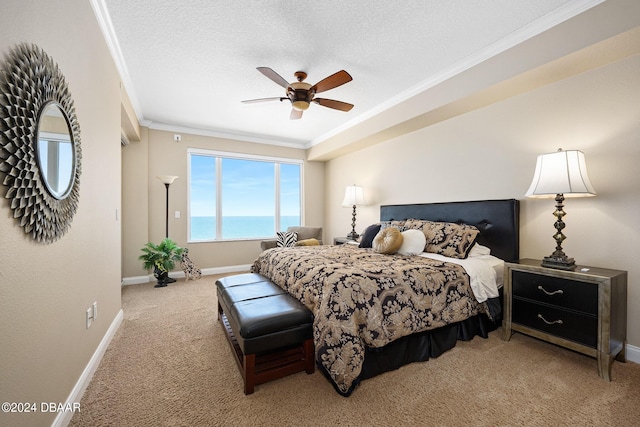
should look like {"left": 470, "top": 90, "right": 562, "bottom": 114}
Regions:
{"left": 251, "top": 199, "right": 519, "bottom": 396}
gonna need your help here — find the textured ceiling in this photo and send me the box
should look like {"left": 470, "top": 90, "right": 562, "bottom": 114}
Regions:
{"left": 95, "top": 0, "right": 597, "bottom": 147}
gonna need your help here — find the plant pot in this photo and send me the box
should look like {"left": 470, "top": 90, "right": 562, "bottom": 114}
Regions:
{"left": 154, "top": 266, "right": 168, "bottom": 288}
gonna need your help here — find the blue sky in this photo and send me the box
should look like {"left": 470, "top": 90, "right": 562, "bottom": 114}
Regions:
{"left": 189, "top": 155, "right": 300, "bottom": 217}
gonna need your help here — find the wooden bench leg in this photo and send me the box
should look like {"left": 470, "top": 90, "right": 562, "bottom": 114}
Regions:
{"left": 303, "top": 338, "right": 315, "bottom": 374}
{"left": 243, "top": 353, "right": 256, "bottom": 394}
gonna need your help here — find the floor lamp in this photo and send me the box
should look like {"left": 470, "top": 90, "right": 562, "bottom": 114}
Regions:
{"left": 525, "top": 149, "right": 596, "bottom": 270}
{"left": 157, "top": 175, "right": 179, "bottom": 238}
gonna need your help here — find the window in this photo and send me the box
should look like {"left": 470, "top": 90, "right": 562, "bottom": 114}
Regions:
{"left": 188, "top": 149, "right": 302, "bottom": 241}
{"left": 38, "top": 132, "right": 73, "bottom": 197}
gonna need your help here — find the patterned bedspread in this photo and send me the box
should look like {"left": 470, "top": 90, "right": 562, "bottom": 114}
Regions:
{"left": 250, "top": 244, "right": 489, "bottom": 395}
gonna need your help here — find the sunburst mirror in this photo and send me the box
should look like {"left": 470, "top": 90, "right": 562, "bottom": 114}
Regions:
{"left": 0, "top": 44, "right": 82, "bottom": 244}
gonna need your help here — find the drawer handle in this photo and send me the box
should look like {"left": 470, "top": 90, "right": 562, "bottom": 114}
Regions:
{"left": 537, "top": 285, "right": 563, "bottom": 296}
{"left": 538, "top": 314, "right": 563, "bottom": 325}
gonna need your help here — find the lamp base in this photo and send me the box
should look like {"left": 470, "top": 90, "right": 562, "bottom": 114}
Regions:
{"left": 541, "top": 255, "right": 576, "bottom": 271}
{"left": 346, "top": 230, "right": 359, "bottom": 240}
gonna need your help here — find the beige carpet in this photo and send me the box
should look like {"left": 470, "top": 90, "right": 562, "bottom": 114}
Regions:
{"left": 70, "top": 274, "right": 640, "bottom": 427}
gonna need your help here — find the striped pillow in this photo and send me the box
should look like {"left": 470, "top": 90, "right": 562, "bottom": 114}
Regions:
{"left": 276, "top": 231, "right": 298, "bottom": 247}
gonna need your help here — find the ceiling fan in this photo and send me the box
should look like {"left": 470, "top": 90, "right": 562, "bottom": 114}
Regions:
{"left": 242, "top": 67, "right": 354, "bottom": 120}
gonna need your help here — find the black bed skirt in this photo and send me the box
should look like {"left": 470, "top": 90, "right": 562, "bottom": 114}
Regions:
{"left": 360, "top": 311, "right": 498, "bottom": 380}
{"left": 319, "top": 295, "right": 502, "bottom": 397}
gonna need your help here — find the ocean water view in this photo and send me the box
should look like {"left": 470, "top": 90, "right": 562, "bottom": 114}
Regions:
{"left": 190, "top": 216, "right": 300, "bottom": 240}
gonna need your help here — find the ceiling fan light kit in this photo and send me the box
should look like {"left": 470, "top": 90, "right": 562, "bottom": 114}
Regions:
{"left": 289, "top": 75, "right": 312, "bottom": 111}
{"left": 242, "top": 67, "right": 353, "bottom": 119}
{"left": 292, "top": 100, "right": 310, "bottom": 111}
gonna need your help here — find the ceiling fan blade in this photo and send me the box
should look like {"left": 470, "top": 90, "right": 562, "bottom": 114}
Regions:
{"left": 241, "top": 97, "right": 286, "bottom": 104}
{"left": 311, "top": 70, "right": 352, "bottom": 94}
{"left": 290, "top": 109, "right": 303, "bottom": 120}
{"left": 257, "top": 67, "right": 290, "bottom": 89}
{"left": 313, "top": 98, "right": 354, "bottom": 112}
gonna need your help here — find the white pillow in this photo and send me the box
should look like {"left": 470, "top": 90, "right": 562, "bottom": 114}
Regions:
{"left": 468, "top": 243, "right": 491, "bottom": 257}
{"left": 397, "top": 229, "right": 427, "bottom": 256}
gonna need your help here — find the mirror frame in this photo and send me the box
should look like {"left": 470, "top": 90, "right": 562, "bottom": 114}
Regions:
{"left": 0, "top": 44, "right": 82, "bottom": 244}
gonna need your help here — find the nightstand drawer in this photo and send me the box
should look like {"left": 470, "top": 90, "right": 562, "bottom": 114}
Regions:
{"left": 512, "top": 270, "right": 597, "bottom": 315}
{"left": 513, "top": 298, "right": 597, "bottom": 348}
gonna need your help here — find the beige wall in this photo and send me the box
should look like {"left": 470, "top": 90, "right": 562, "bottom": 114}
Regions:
{"left": 122, "top": 127, "right": 150, "bottom": 278}
{"left": 325, "top": 53, "right": 640, "bottom": 349}
{"left": 0, "top": 1, "right": 122, "bottom": 426}
{"left": 121, "top": 129, "right": 325, "bottom": 278}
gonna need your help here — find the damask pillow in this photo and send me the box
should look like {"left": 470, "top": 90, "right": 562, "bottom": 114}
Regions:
{"left": 422, "top": 221, "right": 479, "bottom": 259}
{"left": 397, "top": 229, "right": 427, "bottom": 256}
{"left": 359, "top": 223, "right": 381, "bottom": 248}
{"left": 402, "top": 218, "right": 426, "bottom": 230}
{"left": 372, "top": 227, "right": 404, "bottom": 254}
{"left": 276, "top": 231, "right": 298, "bottom": 247}
{"left": 380, "top": 220, "right": 407, "bottom": 231}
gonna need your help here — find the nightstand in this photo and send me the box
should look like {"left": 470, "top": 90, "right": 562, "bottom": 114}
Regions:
{"left": 502, "top": 258, "right": 627, "bottom": 381}
{"left": 333, "top": 237, "right": 354, "bottom": 245}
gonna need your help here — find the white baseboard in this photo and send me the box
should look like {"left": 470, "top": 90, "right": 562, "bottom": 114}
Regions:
{"left": 121, "top": 264, "right": 251, "bottom": 286}
{"left": 199, "top": 264, "right": 252, "bottom": 276}
{"left": 121, "top": 275, "right": 150, "bottom": 286}
{"left": 53, "top": 309, "right": 123, "bottom": 427}
{"left": 626, "top": 343, "right": 640, "bottom": 364}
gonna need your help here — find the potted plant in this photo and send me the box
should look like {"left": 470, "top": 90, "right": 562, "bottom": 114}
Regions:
{"left": 139, "top": 238, "right": 184, "bottom": 287}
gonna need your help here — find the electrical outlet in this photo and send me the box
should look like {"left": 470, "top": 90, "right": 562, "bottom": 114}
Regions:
{"left": 173, "top": 134, "right": 181, "bottom": 142}
{"left": 92, "top": 301, "right": 98, "bottom": 320}
{"left": 86, "top": 308, "right": 93, "bottom": 329}
{"left": 174, "top": 211, "right": 180, "bottom": 219}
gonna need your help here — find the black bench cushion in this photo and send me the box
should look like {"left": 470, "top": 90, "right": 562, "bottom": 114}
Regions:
{"left": 219, "top": 281, "right": 285, "bottom": 313}
{"left": 216, "top": 273, "right": 313, "bottom": 355}
{"left": 216, "top": 272, "right": 265, "bottom": 287}
{"left": 230, "top": 294, "right": 312, "bottom": 338}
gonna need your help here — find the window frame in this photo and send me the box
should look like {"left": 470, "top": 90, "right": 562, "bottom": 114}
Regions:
{"left": 187, "top": 148, "right": 304, "bottom": 242}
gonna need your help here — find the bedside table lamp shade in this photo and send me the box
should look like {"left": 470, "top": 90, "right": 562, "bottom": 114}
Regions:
{"left": 342, "top": 185, "right": 367, "bottom": 240}
{"left": 525, "top": 149, "right": 596, "bottom": 198}
{"left": 525, "top": 149, "right": 596, "bottom": 270}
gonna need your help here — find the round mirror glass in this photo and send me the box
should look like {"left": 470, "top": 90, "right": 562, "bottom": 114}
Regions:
{"left": 36, "top": 102, "right": 75, "bottom": 199}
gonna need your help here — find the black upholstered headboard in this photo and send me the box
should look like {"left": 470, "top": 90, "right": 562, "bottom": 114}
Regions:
{"left": 380, "top": 199, "right": 520, "bottom": 262}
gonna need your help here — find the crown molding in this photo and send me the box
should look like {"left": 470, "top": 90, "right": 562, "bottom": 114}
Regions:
{"left": 306, "top": 0, "right": 605, "bottom": 149}
{"left": 91, "top": 0, "right": 604, "bottom": 151}
{"left": 143, "top": 120, "right": 307, "bottom": 149}
{"left": 90, "top": 0, "right": 144, "bottom": 122}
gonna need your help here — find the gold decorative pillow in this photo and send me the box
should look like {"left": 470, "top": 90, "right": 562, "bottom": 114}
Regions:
{"left": 296, "top": 238, "right": 320, "bottom": 246}
{"left": 372, "top": 227, "right": 404, "bottom": 254}
{"left": 403, "top": 219, "right": 479, "bottom": 259}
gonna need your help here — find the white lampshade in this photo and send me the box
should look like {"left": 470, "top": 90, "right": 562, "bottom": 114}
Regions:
{"left": 525, "top": 149, "right": 596, "bottom": 198}
{"left": 157, "top": 175, "right": 179, "bottom": 185}
{"left": 342, "top": 185, "right": 367, "bottom": 207}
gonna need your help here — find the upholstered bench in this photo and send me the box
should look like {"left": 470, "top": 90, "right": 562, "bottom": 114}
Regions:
{"left": 215, "top": 273, "right": 315, "bottom": 394}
